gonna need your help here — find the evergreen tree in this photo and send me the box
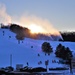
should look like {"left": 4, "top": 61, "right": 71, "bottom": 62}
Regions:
{"left": 42, "top": 42, "right": 53, "bottom": 54}
{"left": 55, "top": 44, "right": 73, "bottom": 60}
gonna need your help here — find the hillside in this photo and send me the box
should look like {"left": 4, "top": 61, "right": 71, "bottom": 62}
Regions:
{"left": 1, "top": 24, "right": 63, "bottom": 41}
{"left": 0, "top": 28, "right": 75, "bottom": 71}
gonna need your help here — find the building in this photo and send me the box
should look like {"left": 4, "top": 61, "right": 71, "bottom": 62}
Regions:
{"left": 16, "top": 64, "right": 23, "bottom": 71}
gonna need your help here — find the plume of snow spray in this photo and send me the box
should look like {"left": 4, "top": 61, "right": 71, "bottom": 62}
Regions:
{"left": 0, "top": 3, "right": 62, "bottom": 40}
{"left": 18, "top": 15, "right": 59, "bottom": 35}
{"left": 0, "top": 3, "right": 11, "bottom": 25}
{"left": 18, "top": 15, "right": 63, "bottom": 40}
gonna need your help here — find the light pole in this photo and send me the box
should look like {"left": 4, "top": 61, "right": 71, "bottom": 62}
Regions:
{"left": 69, "top": 57, "right": 73, "bottom": 74}
{"left": 45, "top": 60, "right": 49, "bottom": 72}
{"left": 10, "top": 54, "right": 12, "bottom": 67}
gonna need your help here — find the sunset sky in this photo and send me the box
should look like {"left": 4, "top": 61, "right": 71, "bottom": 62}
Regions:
{"left": 0, "top": 0, "right": 75, "bottom": 31}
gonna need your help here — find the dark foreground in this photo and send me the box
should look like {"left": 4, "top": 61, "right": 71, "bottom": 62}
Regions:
{"left": 0, "top": 71, "right": 64, "bottom": 75}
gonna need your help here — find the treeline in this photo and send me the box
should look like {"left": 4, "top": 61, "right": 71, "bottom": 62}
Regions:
{"left": 10, "top": 24, "right": 53, "bottom": 40}
{"left": 10, "top": 24, "right": 31, "bottom": 40}
{"left": 1, "top": 23, "right": 53, "bottom": 40}
{"left": 60, "top": 31, "right": 75, "bottom": 42}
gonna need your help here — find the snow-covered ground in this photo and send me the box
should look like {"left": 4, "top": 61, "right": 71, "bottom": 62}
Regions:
{"left": 0, "top": 28, "right": 75, "bottom": 74}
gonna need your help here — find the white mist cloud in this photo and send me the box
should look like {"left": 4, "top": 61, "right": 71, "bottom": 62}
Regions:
{"left": 0, "top": 3, "right": 61, "bottom": 36}
{"left": 0, "top": 3, "right": 11, "bottom": 24}
{"left": 19, "top": 15, "right": 60, "bottom": 35}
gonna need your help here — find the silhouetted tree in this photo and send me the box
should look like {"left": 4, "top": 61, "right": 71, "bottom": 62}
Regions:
{"left": 10, "top": 24, "right": 31, "bottom": 40}
{"left": 16, "top": 35, "right": 24, "bottom": 40}
{"left": 42, "top": 42, "right": 53, "bottom": 54}
{"left": 65, "top": 47, "right": 73, "bottom": 60}
{"left": 60, "top": 31, "right": 75, "bottom": 42}
{"left": 55, "top": 44, "right": 73, "bottom": 60}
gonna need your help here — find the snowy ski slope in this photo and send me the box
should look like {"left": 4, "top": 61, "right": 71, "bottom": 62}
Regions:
{"left": 0, "top": 28, "right": 75, "bottom": 69}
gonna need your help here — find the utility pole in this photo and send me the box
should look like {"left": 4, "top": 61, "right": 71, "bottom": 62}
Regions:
{"left": 10, "top": 54, "right": 12, "bottom": 67}
{"left": 69, "top": 57, "right": 73, "bottom": 74}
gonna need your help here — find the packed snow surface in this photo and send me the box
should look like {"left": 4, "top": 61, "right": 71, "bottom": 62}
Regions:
{"left": 0, "top": 29, "right": 75, "bottom": 69}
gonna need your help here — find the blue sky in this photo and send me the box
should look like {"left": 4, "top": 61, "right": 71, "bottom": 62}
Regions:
{"left": 0, "top": 0, "right": 75, "bottom": 31}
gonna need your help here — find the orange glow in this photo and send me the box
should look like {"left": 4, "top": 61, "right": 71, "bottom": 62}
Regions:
{"left": 28, "top": 24, "right": 45, "bottom": 34}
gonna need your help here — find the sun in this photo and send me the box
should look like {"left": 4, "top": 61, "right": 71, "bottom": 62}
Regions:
{"left": 28, "top": 24, "right": 45, "bottom": 34}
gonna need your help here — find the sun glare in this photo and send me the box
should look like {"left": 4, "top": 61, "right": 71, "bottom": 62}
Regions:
{"left": 28, "top": 24, "right": 45, "bottom": 34}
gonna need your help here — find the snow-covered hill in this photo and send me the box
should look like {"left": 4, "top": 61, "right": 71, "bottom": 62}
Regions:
{"left": 0, "top": 28, "right": 75, "bottom": 70}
